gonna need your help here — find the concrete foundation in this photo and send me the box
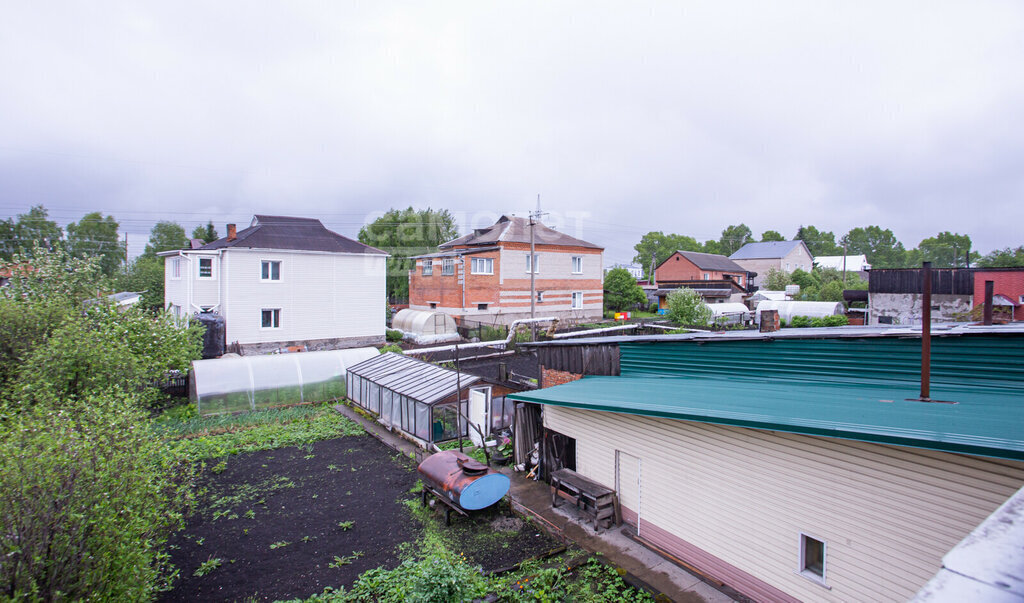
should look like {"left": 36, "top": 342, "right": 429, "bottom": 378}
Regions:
{"left": 238, "top": 334, "right": 385, "bottom": 355}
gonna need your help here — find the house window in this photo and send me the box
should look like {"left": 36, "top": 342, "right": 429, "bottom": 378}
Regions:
{"left": 572, "top": 292, "right": 583, "bottom": 309}
{"left": 170, "top": 258, "right": 181, "bottom": 279}
{"left": 799, "top": 534, "right": 827, "bottom": 585}
{"left": 429, "top": 302, "right": 437, "bottom": 309}
{"left": 198, "top": 257, "right": 213, "bottom": 278}
{"left": 442, "top": 258, "right": 455, "bottom": 275}
{"left": 471, "top": 257, "right": 493, "bottom": 274}
{"left": 261, "top": 260, "right": 281, "bottom": 281}
{"left": 703, "top": 273, "right": 710, "bottom": 280}
{"left": 261, "top": 308, "right": 281, "bottom": 329}
{"left": 572, "top": 256, "right": 583, "bottom": 274}
{"left": 477, "top": 303, "right": 488, "bottom": 311}
{"left": 422, "top": 260, "right": 433, "bottom": 276}
{"left": 526, "top": 253, "right": 539, "bottom": 273}
{"left": 536, "top": 291, "right": 544, "bottom": 302}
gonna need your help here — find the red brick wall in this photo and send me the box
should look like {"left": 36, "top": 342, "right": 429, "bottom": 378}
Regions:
{"left": 655, "top": 252, "right": 743, "bottom": 285}
{"left": 541, "top": 367, "right": 583, "bottom": 388}
{"left": 974, "top": 270, "right": 1024, "bottom": 320}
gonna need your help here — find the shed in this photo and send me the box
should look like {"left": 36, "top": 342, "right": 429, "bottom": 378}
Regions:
{"left": 346, "top": 352, "right": 482, "bottom": 444}
{"left": 755, "top": 300, "right": 843, "bottom": 324}
{"left": 190, "top": 347, "right": 378, "bottom": 415}
{"left": 392, "top": 309, "right": 458, "bottom": 336}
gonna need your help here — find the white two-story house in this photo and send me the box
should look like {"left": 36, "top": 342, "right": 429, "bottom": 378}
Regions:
{"left": 161, "top": 215, "right": 387, "bottom": 353}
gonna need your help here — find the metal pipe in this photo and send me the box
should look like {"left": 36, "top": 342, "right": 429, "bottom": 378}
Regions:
{"left": 455, "top": 343, "right": 463, "bottom": 453}
{"left": 921, "top": 262, "right": 932, "bottom": 400}
{"left": 983, "top": 280, "right": 994, "bottom": 325}
{"left": 404, "top": 316, "right": 559, "bottom": 355}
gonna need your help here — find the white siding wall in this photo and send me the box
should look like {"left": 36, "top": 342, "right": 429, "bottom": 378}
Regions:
{"left": 220, "top": 249, "right": 385, "bottom": 345}
{"left": 498, "top": 248, "right": 602, "bottom": 283}
{"left": 544, "top": 406, "right": 1024, "bottom": 602}
{"left": 163, "top": 255, "right": 188, "bottom": 316}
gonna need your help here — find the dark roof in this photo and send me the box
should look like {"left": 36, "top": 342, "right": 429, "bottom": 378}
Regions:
{"left": 671, "top": 250, "right": 748, "bottom": 272}
{"left": 730, "top": 240, "right": 808, "bottom": 260}
{"left": 439, "top": 215, "right": 602, "bottom": 250}
{"left": 200, "top": 215, "right": 386, "bottom": 254}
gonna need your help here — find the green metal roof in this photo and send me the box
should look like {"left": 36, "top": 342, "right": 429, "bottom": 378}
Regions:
{"left": 508, "top": 376, "right": 1024, "bottom": 461}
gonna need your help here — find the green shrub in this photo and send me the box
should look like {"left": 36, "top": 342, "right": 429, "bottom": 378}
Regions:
{"left": 824, "top": 314, "right": 849, "bottom": 327}
{"left": 479, "top": 325, "right": 507, "bottom": 341}
{"left": 810, "top": 316, "right": 827, "bottom": 328}
{"left": 788, "top": 315, "right": 812, "bottom": 328}
{"left": 386, "top": 329, "right": 403, "bottom": 342}
{"left": 0, "top": 395, "right": 196, "bottom": 600}
{"left": 379, "top": 344, "right": 404, "bottom": 354}
{"left": 665, "top": 288, "right": 713, "bottom": 327}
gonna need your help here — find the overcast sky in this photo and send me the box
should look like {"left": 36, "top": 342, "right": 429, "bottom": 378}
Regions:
{"left": 2, "top": 2, "right": 1022, "bottom": 264}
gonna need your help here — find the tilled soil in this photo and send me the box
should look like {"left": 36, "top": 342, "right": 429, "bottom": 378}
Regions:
{"left": 162, "top": 436, "right": 419, "bottom": 602}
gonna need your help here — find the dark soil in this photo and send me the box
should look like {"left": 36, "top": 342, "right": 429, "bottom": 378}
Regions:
{"left": 163, "top": 433, "right": 563, "bottom": 601}
{"left": 162, "top": 436, "right": 420, "bottom": 602}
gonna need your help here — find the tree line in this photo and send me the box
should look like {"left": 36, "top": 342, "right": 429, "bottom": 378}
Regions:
{"left": 633, "top": 223, "right": 1024, "bottom": 278}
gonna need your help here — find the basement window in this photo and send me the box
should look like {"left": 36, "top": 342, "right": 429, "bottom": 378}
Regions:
{"left": 799, "top": 533, "right": 828, "bottom": 586}
{"left": 477, "top": 303, "right": 488, "bottom": 311}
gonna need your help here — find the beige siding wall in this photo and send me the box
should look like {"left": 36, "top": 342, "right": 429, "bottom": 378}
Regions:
{"left": 221, "top": 249, "right": 385, "bottom": 345}
{"left": 544, "top": 406, "right": 1024, "bottom": 602}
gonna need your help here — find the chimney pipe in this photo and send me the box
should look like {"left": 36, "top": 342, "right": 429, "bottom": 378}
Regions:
{"left": 983, "top": 280, "right": 994, "bottom": 325}
{"left": 920, "top": 262, "right": 932, "bottom": 401}
{"left": 227, "top": 224, "right": 237, "bottom": 241}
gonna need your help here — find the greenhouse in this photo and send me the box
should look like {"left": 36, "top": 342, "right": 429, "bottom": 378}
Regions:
{"left": 346, "top": 352, "right": 486, "bottom": 444}
{"left": 754, "top": 300, "right": 844, "bottom": 324}
{"left": 190, "top": 347, "right": 378, "bottom": 415}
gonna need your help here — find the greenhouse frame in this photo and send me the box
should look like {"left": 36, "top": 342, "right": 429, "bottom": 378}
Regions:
{"left": 190, "top": 347, "right": 378, "bottom": 415}
{"left": 346, "top": 352, "right": 491, "bottom": 444}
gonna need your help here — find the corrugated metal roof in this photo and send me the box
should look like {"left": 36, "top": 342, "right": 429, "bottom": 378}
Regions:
{"left": 508, "top": 375, "right": 1024, "bottom": 461}
{"left": 674, "top": 250, "right": 749, "bottom": 272}
{"left": 439, "top": 215, "right": 602, "bottom": 249}
{"left": 729, "top": 240, "right": 808, "bottom": 259}
{"left": 347, "top": 352, "right": 480, "bottom": 405}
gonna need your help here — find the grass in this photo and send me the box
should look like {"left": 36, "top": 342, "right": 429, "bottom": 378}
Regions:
{"left": 193, "top": 556, "right": 223, "bottom": 577}
{"left": 161, "top": 404, "right": 364, "bottom": 462}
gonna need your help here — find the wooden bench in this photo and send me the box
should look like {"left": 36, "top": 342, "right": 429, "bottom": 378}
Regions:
{"left": 550, "top": 468, "right": 619, "bottom": 532}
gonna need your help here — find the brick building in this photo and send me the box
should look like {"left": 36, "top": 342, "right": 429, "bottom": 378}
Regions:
{"left": 652, "top": 250, "right": 753, "bottom": 308}
{"left": 408, "top": 215, "right": 603, "bottom": 325}
{"left": 973, "top": 267, "right": 1024, "bottom": 321}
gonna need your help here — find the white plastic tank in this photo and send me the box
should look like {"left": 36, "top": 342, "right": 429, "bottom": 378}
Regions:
{"left": 755, "top": 301, "right": 844, "bottom": 324}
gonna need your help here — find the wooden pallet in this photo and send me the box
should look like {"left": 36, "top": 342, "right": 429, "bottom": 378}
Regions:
{"left": 550, "top": 468, "right": 619, "bottom": 532}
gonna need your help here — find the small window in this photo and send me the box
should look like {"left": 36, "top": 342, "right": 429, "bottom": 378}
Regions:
{"left": 572, "top": 256, "right": 583, "bottom": 274}
{"left": 703, "top": 273, "right": 710, "bottom": 280}
{"left": 261, "top": 260, "right": 281, "bottom": 281}
{"left": 423, "top": 260, "right": 433, "bottom": 276}
{"left": 477, "top": 303, "right": 488, "bottom": 311}
{"left": 878, "top": 315, "right": 894, "bottom": 325}
{"left": 442, "top": 258, "right": 455, "bottom": 275}
{"left": 429, "top": 302, "right": 437, "bottom": 309}
{"left": 526, "top": 253, "right": 539, "bottom": 273}
{"left": 536, "top": 291, "right": 544, "bottom": 302}
{"left": 198, "top": 257, "right": 213, "bottom": 278}
{"left": 170, "top": 258, "right": 181, "bottom": 279}
{"left": 471, "top": 257, "right": 493, "bottom": 274}
{"left": 261, "top": 308, "right": 281, "bottom": 329}
{"left": 572, "top": 292, "right": 583, "bottom": 309}
{"left": 800, "top": 534, "right": 827, "bottom": 584}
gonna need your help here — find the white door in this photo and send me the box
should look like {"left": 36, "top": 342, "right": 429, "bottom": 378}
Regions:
{"left": 616, "top": 450, "right": 642, "bottom": 534}
{"left": 467, "top": 386, "right": 491, "bottom": 447}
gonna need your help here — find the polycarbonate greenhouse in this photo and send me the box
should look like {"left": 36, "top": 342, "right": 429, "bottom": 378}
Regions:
{"left": 346, "top": 352, "right": 481, "bottom": 444}
{"left": 190, "top": 348, "right": 378, "bottom": 415}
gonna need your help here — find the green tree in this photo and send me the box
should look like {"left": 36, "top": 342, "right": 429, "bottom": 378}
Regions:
{"left": 760, "top": 230, "right": 785, "bottom": 242}
{"left": 603, "top": 268, "right": 647, "bottom": 312}
{"left": 116, "top": 255, "right": 166, "bottom": 311}
{"left": 764, "top": 267, "right": 791, "bottom": 290}
{"left": 191, "top": 221, "right": 218, "bottom": 244}
{"left": 665, "top": 287, "right": 713, "bottom": 327}
{"left": 976, "top": 246, "right": 1024, "bottom": 268}
{"left": 632, "top": 231, "right": 701, "bottom": 279}
{"left": 916, "top": 232, "right": 977, "bottom": 268}
{"left": 794, "top": 225, "right": 842, "bottom": 256}
{"left": 718, "top": 224, "right": 753, "bottom": 257}
{"left": 144, "top": 221, "right": 188, "bottom": 257}
{"left": 839, "top": 226, "right": 906, "bottom": 268}
{"left": 66, "top": 212, "right": 123, "bottom": 276}
{"left": 700, "top": 239, "right": 723, "bottom": 255}
{"left": 358, "top": 207, "right": 458, "bottom": 301}
{"left": 0, "top": 217, "right": 16, "bottom": 260}
{"left": 10, "top": 205, "right": 63, "bottom": 255}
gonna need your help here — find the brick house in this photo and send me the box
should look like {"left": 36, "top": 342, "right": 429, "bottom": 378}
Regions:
{"left": 652, "top": 250, "right": 753, "bottom": 308}
{"left": 730, "top": 240, "right": 814, "bottom": 288}
{"left": 408, "top": 215, "right": 603, "bottom": 325}
{"left": 973, "top": 267, "right": 1024, "bottom": 321}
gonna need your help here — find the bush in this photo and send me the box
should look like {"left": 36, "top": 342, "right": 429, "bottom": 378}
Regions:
{"left": 386, "top": 329, "right": 403, "bottom": 342}
{"left": 0, "top": 396, "right": 195, "bottom": 599}
{"left": 379, "top": 344, "right": 404, "bottom": 354}
{"left": 788, "top": 315, "right": 812, "bottom": 328}
{"left": 824, "top": 314, "right": 849, "bottom": 327}
{"left": 479, "top": 325, "right": 507, "bottom": 341}
{"left": 665, "top": 288, "right": 713, "bottom": 327}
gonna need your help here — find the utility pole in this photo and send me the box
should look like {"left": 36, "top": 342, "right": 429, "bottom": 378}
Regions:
{"left": 529, "top": 195, "right": 547, "bottom": 341}
{"left": 842, "top": 242, "right": 847, "bottom": 286}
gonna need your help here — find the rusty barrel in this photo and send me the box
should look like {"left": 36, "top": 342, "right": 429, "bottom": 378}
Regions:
{"left": 417, "top": 450, "right": 510, "bottom": 511}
